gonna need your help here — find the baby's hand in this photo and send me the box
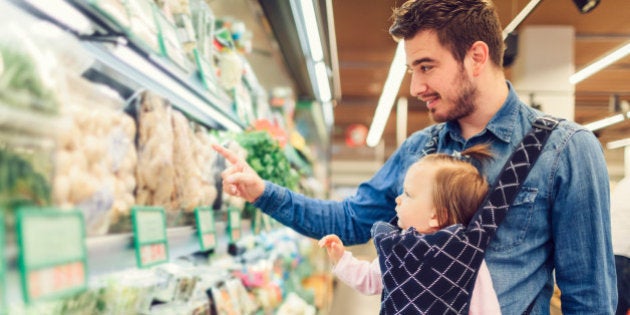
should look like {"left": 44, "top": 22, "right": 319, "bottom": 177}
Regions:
{"left": 318, "top": 234, "right": 345, "bottom": 264}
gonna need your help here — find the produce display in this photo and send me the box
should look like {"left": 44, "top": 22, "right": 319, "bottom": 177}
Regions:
{"left": 135, "top": 91, "right": 176, "bottom": 212}
{"left": 236, "top": 131, "right": 300, "bottom": 192}
{"left": 7, "top": 228, "right": 329, "bottom": 315}
{"left": 0, "top": 44, "right": 58, "bottom": 115}
{"left": 53, "top": 80, "right": 137, "bottom": 236}
{"left": 135, "top": 91, "right": 219, "bottom": 216}
{"left": 0, "top": 148, "right": 51, "bottom": 212}
{"left": 0, "top": 1, "right": 325, "bottom": 314}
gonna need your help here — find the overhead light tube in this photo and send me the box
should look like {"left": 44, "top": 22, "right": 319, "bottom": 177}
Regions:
{"left": 314, "top": 61, "right": 331, "bottom": 102}
{"left": 502, "top": 0, "right": 542, "bottom": 40}
{"left": 300, "top": 0, "right": 324, "bottom": 62}
{"left": 583, "top": 113, "right": 625, "bottom": 131}
{"left": 366, "top": 41, "right": 406, "bottom": 147}
{"left": 570, "top": 41, "right": 630, "bottom": 84}
{"left": 607, "top": 138, "right": 630, "bottom": 150}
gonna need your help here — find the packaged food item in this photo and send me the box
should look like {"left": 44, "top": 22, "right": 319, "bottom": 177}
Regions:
{"left": 152, "top": 263, "right": 199, "bottom": 303}
{"left": 53, "top": 80, "right": 136, "bottom": 235}
{"left": 127, "top": 0, "right": 161, "bottom": 53}
{"left": 171, "top": 110, "right": 204, "bottom": 212}
{"left": 93, "top": 269, "right": 157, "bottom": 315}
{"left": 155, "top": 7, "right": 193, "bottom": 72}
{"left": 0, "top": 131, "right": 53, "bottom": 238}
{"left": 135, "top": 91, "right": 176, "bottom": 213}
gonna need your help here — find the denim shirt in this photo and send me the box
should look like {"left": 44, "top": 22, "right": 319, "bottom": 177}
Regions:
{"left": 254, "top": 82, "right": 617, "bottom": 314}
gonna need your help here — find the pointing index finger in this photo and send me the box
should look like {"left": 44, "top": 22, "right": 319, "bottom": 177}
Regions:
{"left": 211, "top": 143, "right": 240, "bottom": 165}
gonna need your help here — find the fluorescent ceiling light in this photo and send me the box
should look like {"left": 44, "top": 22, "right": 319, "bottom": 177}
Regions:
{"left": 502, "top": 0, "right": 542, "bottom": 40}
{"left": 314, "top": 61, "right": 331, "bottom": 102}
{"left": 583, "top": 113, "right": 625, "bottom": 131}
{"left": 570, "top": 41, "right": 630, "bottom": 84}
{"left": 366, "top": 41, "right": 406, "bottom": 147}
{"left": 300, "top": 0, "right": 324, "bottom": 62}
{"left": 607, "top": 138, "right": 630, "bottom": 150}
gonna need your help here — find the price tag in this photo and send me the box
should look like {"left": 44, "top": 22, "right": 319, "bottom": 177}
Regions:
{"left": 15, "top": 208, "right": 87, "bottom": 304}
{"left": 194, "top": 207, "right": 217, "bottom": 251}
{"left": 227, "top": 207, "right": 241, "bottom": 243}
{"left": 132, "top": 206, "right": 169, "bottom": 268}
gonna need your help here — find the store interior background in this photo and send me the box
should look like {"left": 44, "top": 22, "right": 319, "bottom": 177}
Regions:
{"left": 2, "top": 0, "right": 628, "bottom": 313}
{"left": 225, "top": 0, "right": 630, "bottom": 315}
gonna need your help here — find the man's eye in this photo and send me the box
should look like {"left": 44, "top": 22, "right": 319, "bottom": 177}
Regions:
{"left": 420, "top": 65, "right": 433, "bottom": 72}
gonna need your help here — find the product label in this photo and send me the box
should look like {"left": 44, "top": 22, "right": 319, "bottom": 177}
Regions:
{"left": 195, "top": 207, "right": 216, "bottom": 251}
{"left": 16, "top": 207, "right": 87, "bottom": 303}
{"left": 227, "top": 206, "right": 241, "bottom": 243}
{"left": 132, "top": 206, "right": 169, "bottom": 268}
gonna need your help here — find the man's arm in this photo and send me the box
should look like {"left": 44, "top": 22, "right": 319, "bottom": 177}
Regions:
{"left": 214, "top": 132, "right": 427, "bottom": 245}
{"left": 552, "top": 130, "right": 617, "bottom": 314}
{"left": 253, "top": 147, "right": 406, "bottom": 245}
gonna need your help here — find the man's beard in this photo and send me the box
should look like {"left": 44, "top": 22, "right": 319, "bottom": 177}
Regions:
{"left": 429, "top": 69, "right": 477, "bottom": 123}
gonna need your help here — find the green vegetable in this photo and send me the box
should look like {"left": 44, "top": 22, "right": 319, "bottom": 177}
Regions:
{"left": 235, "top": 131, "right": 299, "bottom": 190}
{"left": 0, "top": 148, "right": 51, "bottom": 212}
{"left": 234, "top": 131, "right": 300, "bottom": 218}
{"left": 0, "top": 45, "right": 58, "bottom": 114}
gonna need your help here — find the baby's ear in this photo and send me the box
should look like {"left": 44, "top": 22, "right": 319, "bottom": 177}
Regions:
{"left": 429, "top": 217, "right": 440, "bottom": 228}
{"left": 429, "top": 210, "right": 444, "bottom": 228}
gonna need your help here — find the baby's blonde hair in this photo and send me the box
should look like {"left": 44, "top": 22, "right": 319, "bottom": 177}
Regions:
{"left": 417, "top": 143, "right": 493, "bottom": 227}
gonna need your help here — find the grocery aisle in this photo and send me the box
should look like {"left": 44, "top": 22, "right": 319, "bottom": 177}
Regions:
{"left": 328, "top": 242, "right": 381, "bottom": 315}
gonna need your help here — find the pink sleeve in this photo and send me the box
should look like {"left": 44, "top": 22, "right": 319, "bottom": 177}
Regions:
{"left": 331, "top": 251, "right": 383, "bottom": 295}
{"left": 469, "top": 260, "right": 502, "bottom": 315}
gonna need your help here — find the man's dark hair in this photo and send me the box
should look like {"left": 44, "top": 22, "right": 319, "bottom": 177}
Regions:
{"left": 390, "top": 0, "right": 505, "bottom": 67}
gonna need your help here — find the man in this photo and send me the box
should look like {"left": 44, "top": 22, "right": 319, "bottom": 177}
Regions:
{"left": 213, "top": 0, "right": 617, "bottom": 313}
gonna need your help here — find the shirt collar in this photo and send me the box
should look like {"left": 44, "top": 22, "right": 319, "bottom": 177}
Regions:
{"left": 443, "top": 81, "right": 519, "bottom": 144}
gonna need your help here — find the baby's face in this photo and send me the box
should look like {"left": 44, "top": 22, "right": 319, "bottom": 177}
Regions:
{"left": 395, "top": 161, "right": 439, "bottom": 233}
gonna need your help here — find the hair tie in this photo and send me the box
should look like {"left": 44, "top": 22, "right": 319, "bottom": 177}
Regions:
{"left": 451, "top": 151, "right": 471, "bottom": 163}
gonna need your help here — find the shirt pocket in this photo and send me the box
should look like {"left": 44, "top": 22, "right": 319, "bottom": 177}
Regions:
{"left": 487, "top": 186, "right": 538, "bottom": 252}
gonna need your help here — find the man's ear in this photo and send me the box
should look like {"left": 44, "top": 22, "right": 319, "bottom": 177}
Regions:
{"left": 468, "top": 41, "right": 489, "bottom": 76}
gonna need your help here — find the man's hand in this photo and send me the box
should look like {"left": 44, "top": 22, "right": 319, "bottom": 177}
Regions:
{"left": 212, "top": 143, "right": 266, "bottom": 203}
{"left": 318, "top": 234, "right": 346, "bottom": 264}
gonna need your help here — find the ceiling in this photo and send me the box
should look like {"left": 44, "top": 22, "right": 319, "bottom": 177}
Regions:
{"left": 328, "top": 0, "right": 630, "bottom": 183}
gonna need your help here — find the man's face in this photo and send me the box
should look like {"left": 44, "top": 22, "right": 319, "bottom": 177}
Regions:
{"left": 405, "top": 30, "right": 477, "bottom": 123}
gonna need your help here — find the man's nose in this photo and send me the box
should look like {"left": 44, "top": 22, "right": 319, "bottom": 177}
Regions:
{"left": 410, "top": 75, "right": 427, "bottom": 98}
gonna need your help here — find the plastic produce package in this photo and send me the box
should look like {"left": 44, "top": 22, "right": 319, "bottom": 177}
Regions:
{"left": 135, "top": 91, "right": 176, "bottom": 212}
{"left": 53, "top": 79, "right": 137, "bottom": 236}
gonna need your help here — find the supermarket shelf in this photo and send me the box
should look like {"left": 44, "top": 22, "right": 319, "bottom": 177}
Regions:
{"left": 86, "top": 219, "right": 251, "bottom": 277}
{"left": 11, "top": 0, "right": 245, "bottom": 133}
{"left": 4, "top": 219, "right": 252, "bottom": 303}
{"left": 81, "top": 40, "right": 244, "bottom": 132}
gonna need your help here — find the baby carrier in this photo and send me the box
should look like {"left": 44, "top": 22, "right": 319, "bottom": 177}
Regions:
{"left": 372, "top": 116, "right": 561, "bottom": 314}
